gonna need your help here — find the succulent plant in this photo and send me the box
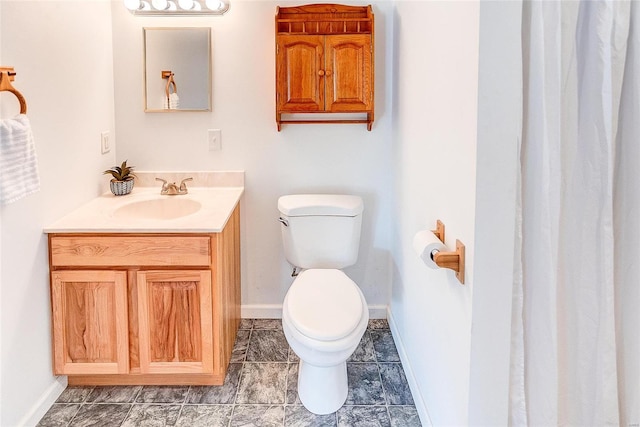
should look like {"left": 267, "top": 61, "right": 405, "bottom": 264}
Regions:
{"left": 103, "top": 160, "right": 136, "bottom": 182}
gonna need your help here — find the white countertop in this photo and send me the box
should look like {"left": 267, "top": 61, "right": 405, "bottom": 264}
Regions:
{"left": 44, "top": 172, "right": 244, "bottom": 233}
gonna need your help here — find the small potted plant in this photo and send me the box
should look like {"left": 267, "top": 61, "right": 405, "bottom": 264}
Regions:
{"left": 103, "top": 160, "right": 136, "bottom": 196}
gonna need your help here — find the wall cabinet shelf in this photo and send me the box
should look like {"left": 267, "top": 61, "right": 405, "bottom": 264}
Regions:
{"left": 48, "top": 206, "right": 241, "bottom": 386}
{"left": 275, "top": 4, "right": 374, "bottom": 131}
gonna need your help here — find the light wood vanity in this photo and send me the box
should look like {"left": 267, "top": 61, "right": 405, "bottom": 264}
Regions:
{"left": 45, "top": 177, "right": 243, "bottom": 386}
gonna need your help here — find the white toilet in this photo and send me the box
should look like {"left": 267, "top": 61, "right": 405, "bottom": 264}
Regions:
{"left": 278, "top": 194, "right": 369, "bottom": 415}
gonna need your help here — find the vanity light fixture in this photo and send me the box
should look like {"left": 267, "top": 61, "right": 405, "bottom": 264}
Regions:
{"left": 124, "top": 0, "right": 229, "bottom": 15}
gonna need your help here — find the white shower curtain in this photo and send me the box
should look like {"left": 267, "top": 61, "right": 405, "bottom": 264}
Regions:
{"left": 510, "top": 1, "right": 639, "bottom": 426}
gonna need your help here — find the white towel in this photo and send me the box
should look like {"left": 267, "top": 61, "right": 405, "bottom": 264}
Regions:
{"left": 0, "top": 114, "right": 40, "bottom": 205}
{"left": 163, "top": 92, "right": 180, "bottom": 110}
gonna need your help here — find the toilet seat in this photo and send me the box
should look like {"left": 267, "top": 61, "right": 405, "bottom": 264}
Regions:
{"left": 285, "top": 269, "right": 363, "bottom": 342}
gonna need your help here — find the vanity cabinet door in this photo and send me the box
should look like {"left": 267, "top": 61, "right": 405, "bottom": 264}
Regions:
{"left": 51, "top": 271, "right": 129, "bottom": 375}
{"left": 137, "top": 270, "right": 214, "bottom": 375}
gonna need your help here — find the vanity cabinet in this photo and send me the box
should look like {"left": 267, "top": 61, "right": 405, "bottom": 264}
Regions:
{"left": 275, "top": 4, "right": 374, "bottom": 131}
{"left": 48, "top": 206, "right": 240, "bottom": 386}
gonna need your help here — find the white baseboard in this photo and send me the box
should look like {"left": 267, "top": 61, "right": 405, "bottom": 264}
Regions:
{"left": 241, "top": 304, "right": 282, "bottom": 319}
{"left": 241, "top": 304, "right": 388, "bottom": 320}
{"left": 388, "top": 307, "right": 433, "bottom": 427}
{"left": 19, "top": 376, "right": 67, "bottom": 427}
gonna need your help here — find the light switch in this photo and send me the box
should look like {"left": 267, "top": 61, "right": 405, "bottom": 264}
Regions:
{"left": 101, "top": 131, "right": 110, "bottom": 154}
{"left": 208, "top": 129, "right": 221, "bottom": 151}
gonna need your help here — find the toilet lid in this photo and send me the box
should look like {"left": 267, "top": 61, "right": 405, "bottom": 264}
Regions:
{"left": 286, "top": 269, "right": 363, "bottom": 341}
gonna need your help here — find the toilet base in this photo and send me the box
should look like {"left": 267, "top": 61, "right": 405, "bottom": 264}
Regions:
{"left": 297, "top": 359, "right": 348, "bottom": 415}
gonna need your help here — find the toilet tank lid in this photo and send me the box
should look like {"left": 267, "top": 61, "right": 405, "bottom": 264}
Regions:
{"left": 278, "top": 194, "right": 364, "bottom": 217}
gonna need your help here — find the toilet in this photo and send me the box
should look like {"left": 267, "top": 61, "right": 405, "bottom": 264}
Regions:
{"left": 278, "top": 194, "right": 368, "bottom": 415}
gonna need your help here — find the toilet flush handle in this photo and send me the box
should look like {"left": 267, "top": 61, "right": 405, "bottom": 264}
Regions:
{"left": 278, "top": 217, "right": 289, "bottom": 227}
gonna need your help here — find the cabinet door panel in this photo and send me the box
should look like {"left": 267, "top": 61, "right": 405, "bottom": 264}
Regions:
{"left": 51, "top": 271, "right": 129, "bottom": 375}
{"left": 137, "top": 271, "right": 213, "bottom": 374}
{"left": 276, "top": 35, "right": 324, "bottom": 111}
{"left": 325, "top": 35, "right": 373, "bottom": 111}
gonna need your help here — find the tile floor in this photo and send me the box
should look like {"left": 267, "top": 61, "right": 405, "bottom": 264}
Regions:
{"left": 37, "top": 319, "right": 421, "bottom": 427}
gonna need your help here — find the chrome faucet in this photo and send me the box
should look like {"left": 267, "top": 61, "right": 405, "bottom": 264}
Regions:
{"left": 155, "top": 177, "right": 193, "bottom": 195}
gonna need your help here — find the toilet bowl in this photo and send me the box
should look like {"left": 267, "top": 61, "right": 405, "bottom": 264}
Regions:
{"left": 282, "top": 269, "right": 369, "bottom": 415}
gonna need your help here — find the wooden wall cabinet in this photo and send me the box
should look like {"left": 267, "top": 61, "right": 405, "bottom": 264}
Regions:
{"left": 275, "top": 4, "right": 374, "bottom": 131}
{"left": 48, "top": 206, "right": 240, "bottom": 386}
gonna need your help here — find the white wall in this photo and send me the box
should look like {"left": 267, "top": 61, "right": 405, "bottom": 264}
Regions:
{"left": 468, "top": 1, "right": 521, "bottom": 424}
{"left": 390, "top": 1, "right": 479, "bottom": 425}
{"left": 0, "top": 2, "right": 116, "bottom": 425}
{"left": 111, "top": 0, "right": 395, "bottom": 317}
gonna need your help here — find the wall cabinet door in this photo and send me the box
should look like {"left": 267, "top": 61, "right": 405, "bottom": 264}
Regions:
{"left": 276, "top": 35, "right": 324, "bottom": 112}
{"left": 137, "top": 270, "right": 214, "bottom": 375}
{"left": 325, "top": 34, "right": 373, "bottom": 112}
{"left": 276, "top": 34, "right": 372, "bottom": 114}
{"left": 51, "top": 271, "right": 129, "bottom": 375}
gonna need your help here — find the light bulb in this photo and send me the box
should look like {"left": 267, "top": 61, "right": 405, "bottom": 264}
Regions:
{"left": 166, "top": 1, "right": 177, "bottom": 10}
{"left": 205, "top": 0, "right": 223, "bottom": 11}
{"left": 123, "top": 0, "right": 142, "bottom": 10}
{"left": 178, "top": 0, "right": 194, "bottom": 9}
{"left": 140, "top": 1, "right": 152, "bottom": 10}
{"left": 151, "top": 0, "right": 168, "bottom": 10}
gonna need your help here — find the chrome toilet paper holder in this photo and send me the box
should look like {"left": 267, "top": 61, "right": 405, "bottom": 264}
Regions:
{"left": 430, "top": 220, "right": 465, "bottom": 285}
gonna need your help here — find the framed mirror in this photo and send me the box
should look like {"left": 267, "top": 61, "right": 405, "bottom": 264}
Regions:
{"left": 143, "top": 27, "right": 211, "bottom": 112}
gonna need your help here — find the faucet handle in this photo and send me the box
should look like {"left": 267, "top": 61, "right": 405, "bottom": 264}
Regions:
{"left": 155, "top": 177, "right": 169, "bottom": 194}
{"left": 179, "top": 177, "right": 193, "bottom": 192}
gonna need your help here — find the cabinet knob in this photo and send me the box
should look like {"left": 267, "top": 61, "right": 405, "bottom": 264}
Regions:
{"left": 318, "top": 70, "right": 325, "bottom": 76}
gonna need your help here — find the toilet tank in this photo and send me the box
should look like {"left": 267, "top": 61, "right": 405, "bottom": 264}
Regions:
{"left": 278, "top": 194, "right": 364, "bottom": 269}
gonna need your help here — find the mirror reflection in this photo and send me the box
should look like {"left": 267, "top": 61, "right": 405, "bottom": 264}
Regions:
{"left": 144, "top": 27, "right": 211, "bottom": 112}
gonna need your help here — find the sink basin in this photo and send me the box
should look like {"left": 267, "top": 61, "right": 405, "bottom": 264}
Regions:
{"left": 113, "top": 198, "right": 202, "bottom": 220}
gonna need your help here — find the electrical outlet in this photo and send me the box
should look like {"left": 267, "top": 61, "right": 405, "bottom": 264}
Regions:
{"left": 101, "top": 131, "right": 110, "bottom": 154}
{"left": 208, "top": 129, "right": 221, "bottom": 151}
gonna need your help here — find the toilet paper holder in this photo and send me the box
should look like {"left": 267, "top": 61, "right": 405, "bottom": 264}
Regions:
{"left": 430, "top": 220, "right": 465, "bottom": 285}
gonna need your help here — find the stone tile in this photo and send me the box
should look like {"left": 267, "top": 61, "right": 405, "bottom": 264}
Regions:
{"left": 186, "top": 363, "right": 242, "bottom": 404}
{"left": 348, "top": 331, "right": 376, "bottom": 362}
{"left": 337, "top": 406, "right": 391, "bottom": 427}
{"left": 121, "top": 404, "right": 181, "bottom": 427}
{"left": 252, "top": 319, "right": 283, "bottom": 330}
{"left": 368, "top": 319, "right": 390, "bottom": 330}
{"left": 288, "top": 347, "right": 300, "bottom": 362}
{"left": 68, "top": 403, "right": 131, "bottom": 427}
{"left": 285, "top": 405, "right": 337, "bottom": 427}
{"left": 230, "top": 405, "right": 285, "bottom": 427}
{"left": 246, "top": 329, "right": 289, "bottom": 362}
{"left": 239, "top": 318, "right": 254, "bottom": 330}
{"left": 37, "top": 404, "right": 80, "bottom": 427}
{"left": 56, "top": 386, "right": 94, "bottom": 403}
{"left": 135, "top": 386, "right": 189, "bottom": 403}
{"left": 379, "top": 363, "right": 414, "bottom": 405}
{"left": 388, "top": 406, "right": 422, "bottom": 427}
{"left": 371, "top": 330, "right": 400, "bottom": 362}
{"left": 345, "top": 363, "right": 385, "bottom": 405}
{"left": 285, "top": 362, "right": 301, "bottom": 405}
{"left": 86, "top": 386, "right": 142, "bottom": 403}
{"left": 236, "top": 362, "right": 288, "bottom": 404}
{"left": 176, "top": 405, "right": 233, "bottom": 427}
{"left": 231, "top": 329, "right": 251, "bottom": 362}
